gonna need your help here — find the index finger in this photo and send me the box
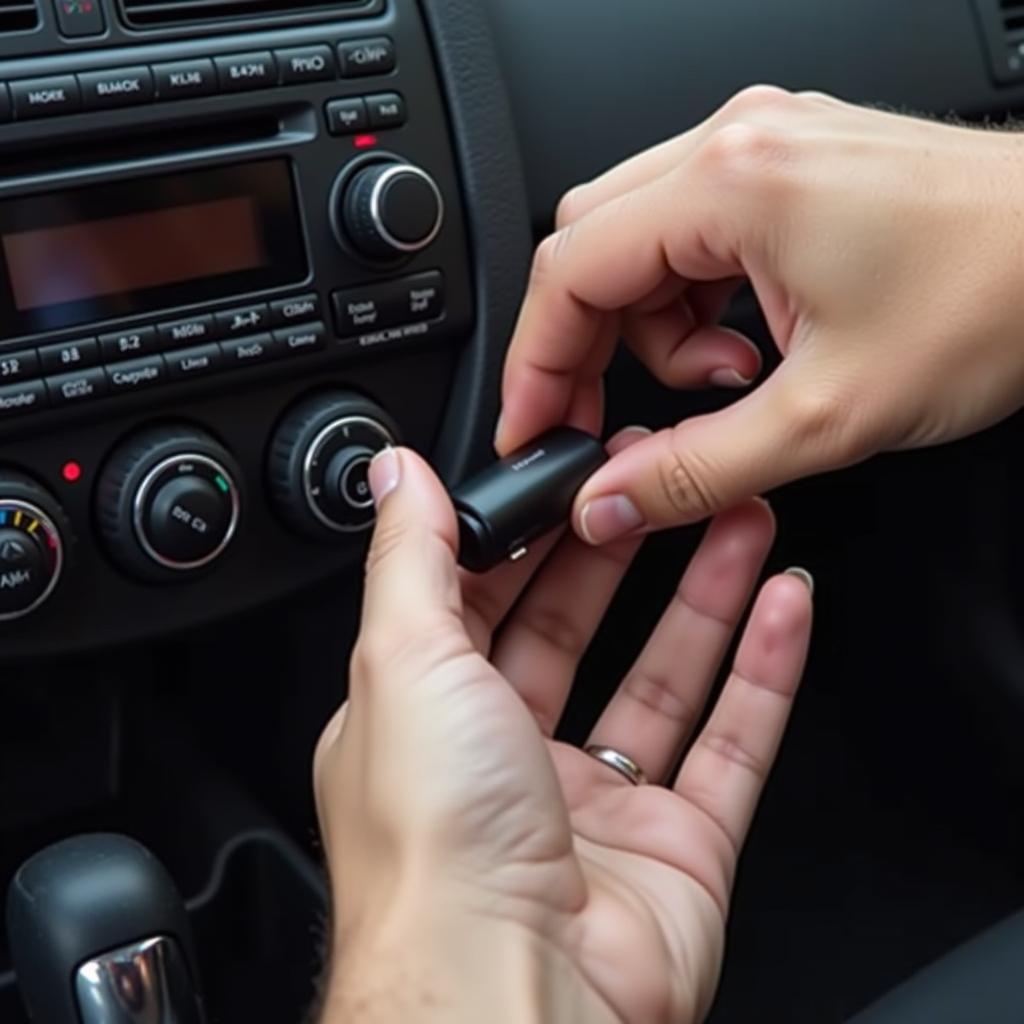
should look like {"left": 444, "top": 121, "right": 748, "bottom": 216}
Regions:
{"left": 496, "top": 150, "right": 752, "bottom": 455}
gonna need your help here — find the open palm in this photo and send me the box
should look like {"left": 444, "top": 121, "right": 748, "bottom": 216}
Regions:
{"left": 315, "top": 434, "right": 811, "bottom": 1024}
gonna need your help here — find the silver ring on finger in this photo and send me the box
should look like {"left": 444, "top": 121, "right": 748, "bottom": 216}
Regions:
{"left": 584, "top": 745, "right": 647, "bottom": 786}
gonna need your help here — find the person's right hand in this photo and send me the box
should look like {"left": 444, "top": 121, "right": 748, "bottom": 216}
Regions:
{"left": 498, "top": 86, "right": 1024, "bottom": 544}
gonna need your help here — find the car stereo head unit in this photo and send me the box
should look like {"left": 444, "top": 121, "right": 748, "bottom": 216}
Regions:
{"left": 0, "top": 0, "right": 479, "bottom": 656}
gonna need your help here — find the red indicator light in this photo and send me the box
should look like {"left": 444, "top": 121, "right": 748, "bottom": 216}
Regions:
{"left": 61, "top": 461, "right": 82, "bottom": 484}
{"left": 354, "top": 134, "right": 379, "bottom": 150}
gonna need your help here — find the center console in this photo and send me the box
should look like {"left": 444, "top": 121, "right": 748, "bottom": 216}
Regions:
{"left": 0, "top": 0, "right": 528, "bottom": 659}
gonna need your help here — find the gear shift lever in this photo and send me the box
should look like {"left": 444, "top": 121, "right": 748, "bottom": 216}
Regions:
{"left": 6, "top": 833, "right": 205, "bottom": 1024}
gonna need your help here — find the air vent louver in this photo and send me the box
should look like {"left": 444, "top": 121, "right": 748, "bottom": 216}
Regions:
{"left": 120, "top": 0, "right": 364, "bottom": 30}
{"left": 972, "top": 0, "right": 1024, "bottom": 84}
{"left": 0, "top": 0, "right": 38, "bottom": 33}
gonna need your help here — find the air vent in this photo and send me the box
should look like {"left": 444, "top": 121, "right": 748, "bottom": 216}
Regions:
{"left": 972, "top": 0, "right": 1024, "bottom": 84}
{"left": 1002, "top": 0, "right": 1024, "bottom": 32}
{"left": 120, "top": 0, "right": 366, "bottom": 30}
{"left": 0, "top": 0, "right": 39, "bottom": 33}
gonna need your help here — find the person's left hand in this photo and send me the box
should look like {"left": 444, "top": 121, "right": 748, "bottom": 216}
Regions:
{"left": 314, "top": 431, "right": 812, "bottom": 1024}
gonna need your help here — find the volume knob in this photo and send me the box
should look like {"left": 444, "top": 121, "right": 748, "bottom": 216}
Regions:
{"left": 340, "top": 161, "right": 445, "bottom": 260}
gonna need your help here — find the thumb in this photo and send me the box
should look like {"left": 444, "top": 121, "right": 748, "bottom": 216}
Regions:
{"left": 572, "top": 366, "right": 861, "bottom": 540}
{"left": 360, "top": 447, "right": 467, "bottom": 664}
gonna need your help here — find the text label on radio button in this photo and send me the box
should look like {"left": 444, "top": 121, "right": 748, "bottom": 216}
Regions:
{"left": 0, "top": 381, "right": 46, "bottom": 418}
{"left": 270, "top": 294, "right": 322, "bottom": 326}
{"left": 277, "top": 45, "right": 336, "bottom": 84}
{"left": 216, "top": 304, "right": 270, "bottom": 337}
{"left": 79, "top": 66, "right": 154, "bottom": 110}
{"left": 10, "top": 76, "right": 81, "bottom": 119}
{"left": 105, "top": 356, "right": 165, "bottom": 393}
{"left": 220, "top": 333, "right": 277, "bottom": 368}
{"left": 153, "top": 59, "right": 217, "bottom": 100}
{"left": 46, "top": 368, "right": 107, "bottom": 407}
{"left": 273, "top": 322, "right": 327, "bottom": 356}
{"left": 165, "top": 344, "right": 222, "bottom": 380}
{"left": 157, "top": 315, "right": 215, "bottom": 348}
{"left": 99, "top": 326, "right": 158, "bottom": 361}
{"left": 326, "top": 97, "right": 367, "bottom": 135}
{"left": 338, "top": 38, "right": 396, "bottom": 78}
{"left": 0, "top": 350, "right": 40, "bottom": 384}
{"left": 39, "top": 338, "right": 99, "bottom": 374}
{"left": 214, "top": 52, "right": 278, "bottom": 93}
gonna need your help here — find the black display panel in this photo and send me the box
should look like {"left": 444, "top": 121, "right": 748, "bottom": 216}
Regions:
{"left": 0, "top": 160, "right": 308, "bottom": 340}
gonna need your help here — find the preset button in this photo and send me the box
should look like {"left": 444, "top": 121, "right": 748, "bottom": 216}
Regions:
{"left": 219, "top": 333, "right": 277, "bottom": 368}
{"left": 270, "top": 293, "right": 321, "bottom": 325}
{"left": 215, "top": 52, "right": 277, "bottom": 92}
{"left": 157, "top": 315, "right": 215, "bottom": 348}
{"left": 165, "top": 344, "right": 222, "bottom": 380}
{"left": 338, "top": 38, "right": 396, "bottom": 78}
{"left": 277, "top": 45, "right": 336, "bottom": 83}
{"left": 46, "top": 367, "right": 107, "bottom": 407}
{"left": 79, "top": 66, "right": 154, "bottom": 110}
{"left": 11, "top": 76, "right": 81, "bottom": 119}
{"left": 0, "top": 381, "right": 46, "bottom": 418}
{"left": 39, "top": 338, "right": 99, "bottom": 374}
{"left": 106, "top": 356, "right": 165, "bottom": 393}
{"left": 99, "top": 326, "right": 158, "bottom": 361}
{"left": 153, "top": 59, "right": 217, "bottom": 100}
{"left": 0, "top": 350, "right": 40, "bottom": 384}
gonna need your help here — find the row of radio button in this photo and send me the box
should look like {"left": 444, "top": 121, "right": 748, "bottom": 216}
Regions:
{"left": 0, "top": 293, "right": 319, "bottom": 381}
{"left": 0, "top": 322, "right": 328, "bottom": 418}
{"left": 0, "top": 38, "right": 396, "bottom": 121}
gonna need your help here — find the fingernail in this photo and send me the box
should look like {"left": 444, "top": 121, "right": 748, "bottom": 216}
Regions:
{"left": 579, "top": 495, "right": 645, "bottom": 545}
{"left": 784, "top": 566, "right": 815, "bottom": 596}
{"left": 618, "top": 424, "right": 653, "bottom": 438}
{"left": 709, "top": 367, "right": 754, "bottom": 389}
{"left": 368, "top": 447, "right": 401, "bottom": 505}
{"left": 493, "top": 413, "right": 504, "bottom": 449}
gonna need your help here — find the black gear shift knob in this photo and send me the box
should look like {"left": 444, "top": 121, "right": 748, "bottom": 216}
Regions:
{"left": 6, "top": 833, "right": 204, "bottom": 1024}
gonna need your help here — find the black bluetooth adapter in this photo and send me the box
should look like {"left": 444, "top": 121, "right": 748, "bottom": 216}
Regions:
{"left": 451, "top": 427, "right": 608, "bottom": 573}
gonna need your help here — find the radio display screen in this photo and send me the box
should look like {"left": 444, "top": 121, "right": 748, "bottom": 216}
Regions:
{"left": 0, "top": 159, "right": 308, "bottom": 339}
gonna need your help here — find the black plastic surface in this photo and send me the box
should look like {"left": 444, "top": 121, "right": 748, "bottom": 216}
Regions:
{"left": 481, "top": 0, "right": 1024, "bottom": 228}
{"left": 452, "top": 427, "right": 606, "bottom": 573}
{"left": 6, "top": 833, "right": 202, "bottom": 1024}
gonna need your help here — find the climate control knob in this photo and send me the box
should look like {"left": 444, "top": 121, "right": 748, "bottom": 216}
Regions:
{"left": 97, "top": 426, "right": 242, "bottom": 581}
{"left": 268, "top": 391, "right": 398, "bottom": 540}
{"left": 339, "top": 160, "right": 444, "bottom": 260}
{"left": 0, "top": 472, "right": 66, "bottom": 622}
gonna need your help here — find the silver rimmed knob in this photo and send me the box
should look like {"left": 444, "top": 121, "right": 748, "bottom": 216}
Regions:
{"left": 268, "top": 391, "right": 400, "bottom": 541}
{"left": 97, "top": 426, "right": 243, "bottom": 582}
{"left": 0, "top": 473, "right": 67, "bottom": 623}
{"left": 340, "top": 161, "right": 445, "bottom": 260}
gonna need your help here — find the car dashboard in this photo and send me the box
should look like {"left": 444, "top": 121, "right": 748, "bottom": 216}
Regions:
{"left": 3, "top": 0, "right": 1024, "bottom": 1021}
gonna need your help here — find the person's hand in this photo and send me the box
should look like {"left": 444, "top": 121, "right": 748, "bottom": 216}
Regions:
{"left": 313, "top": 435, "right": 812, "bottom": 1023}
{"left": 498, "top": 86, "right": 1024, "bottom": 544}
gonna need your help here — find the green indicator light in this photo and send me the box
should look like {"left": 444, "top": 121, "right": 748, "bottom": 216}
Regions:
{"left": 215, "top": 475, "right": 230, "bottom": 494}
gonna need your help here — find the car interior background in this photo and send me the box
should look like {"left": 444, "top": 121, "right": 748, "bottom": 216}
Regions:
{"left": 2, "top": 0, "right": 1024, "bottom": 1020}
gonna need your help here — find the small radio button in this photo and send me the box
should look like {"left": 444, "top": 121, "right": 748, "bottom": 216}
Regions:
{"left": 326, "top": 97, "right": 367, "bottom": 135}
{"left": 106, "top": 356, "right": 165, "bottom": 394}
{"left": 153, "top": 59, "right": 217, "bottom": 100}
{"left": 366, "top": 92, "right": 406, "bottom": 129}
{"left": 0, "top": 381, "right": 46, "bottom": 419}
{"left": 278, "top": 45, "right": 336, "bottom": 84}
{"left": 338, "top": 38, "right": 396, "bottom": 78}
{"left": 39, "top": 338, "right": 99, "bottom": 374}
{"left": 10, "top": 76, "right": 81, "bottom": 119}
{"left": 216, "top": 304, "right": 270, "bottom": 337}
{"left": 99, "top": 326, "right": 158, "bottom": 361}
{"left": 165, "top": 344, "right": 222, "bottom": 381}
{"left": 273, "top": 322, "right": 327, "bottom": 356}
{"left": 79, "top": 67, "right": 154, "bottom": 111}
{"left": 220, "top": 333, "right": 277, "bottom": 368}
{"left": 46, "top": 368, "right": 107, "bottom": 407}
{"left": 157, "top": 315, "right": 216, "bottom": 348}
{"left": 0, "top": 349, "right": 40, "bottom": 384}
{"left": 270, "top": 293, "right": 322, "bottom": 326}
{"left": 214, "top": 52, "right": 277, "bottom": 93}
